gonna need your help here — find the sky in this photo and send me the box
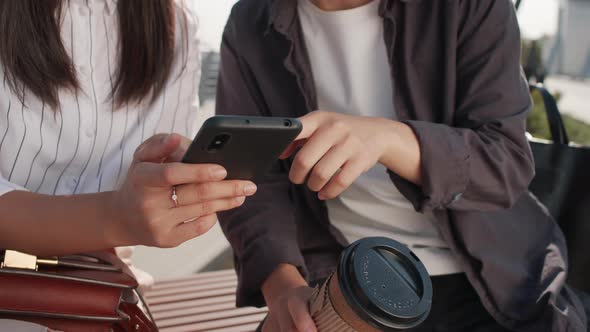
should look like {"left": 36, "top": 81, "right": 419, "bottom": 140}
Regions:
{"left": 189, "top": 0, "right": 561, "bottom": 50}
{"left": 189, "top": 0, "right": 237, "bottom": 51}
{"left": 517, "top": 0, "right": 559, "bottom": 39}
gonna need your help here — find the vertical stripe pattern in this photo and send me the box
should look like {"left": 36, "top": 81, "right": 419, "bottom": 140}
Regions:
{"left": 53, "top": 6, "right": 82, "bottom": 195}
{"left": 309, "top": 276, "right": 358, "bottom": 332}
{"left": 73, "top": 7, "right": 101, "bottom": 193}
{"left": 96, "top": 9, "right": 116, "bottom": 192}
{"left": 0, "top": 0, "right": 202, "bottom": 196}
{"left": 24, "top": 103, "right": 46, "bottom": 187}
{"left": 8, "top": 88, "right": 28, "bottom": 181}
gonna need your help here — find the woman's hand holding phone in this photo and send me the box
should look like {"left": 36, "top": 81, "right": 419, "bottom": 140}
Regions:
{"left": 108, "top": 133, "right": 257, "bottom": 248}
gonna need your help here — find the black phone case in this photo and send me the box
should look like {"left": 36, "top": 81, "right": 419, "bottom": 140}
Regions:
{"left": 182, "top": 116, "right": 302, "bottom": 181}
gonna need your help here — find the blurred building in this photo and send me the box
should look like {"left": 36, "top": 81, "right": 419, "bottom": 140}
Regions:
{"left": 545, "top": 0, "right": 590, "bottom": 78}
{"left": 199, "top": 51, "right": 221, "bottom": 106}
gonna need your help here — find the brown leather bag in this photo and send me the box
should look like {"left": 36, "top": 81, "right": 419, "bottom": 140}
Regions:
{"left": 0, "top": 250, "right": 158, "bottom": 332}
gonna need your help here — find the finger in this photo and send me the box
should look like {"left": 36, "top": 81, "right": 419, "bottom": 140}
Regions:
{"left": 262, "top": 314, "right": 280, "bottom": 332}
{"left": 167, "top": 135, "right": 193, "bottom": 162}
{"left": 306, "top": 143, "right": 353, "bottom": 192}
{"left": 296, "top": 111, "right": 325, "bottom": 141}
{"left": 133, "top": 133, "right": 181, "bottom": 163}
{"left": 174, "top": 180, "right": 257, "bottom": 206}
{"left": 133, "top": 162, "right": 227, "bottom": 187}
{"left": 171, "top": 196, "right": 246, "bottom": 222}
{"left": 280, "top": 112, "right": 325, "bottom": 160}
{"left": 172, "top": 214, "right": 218, "bottom": 243}
{"left": 318, "top": 159, "right": 367, "bottom": 200}
{"left": 277, "top": 307, "right": 297, "bottom": 332}
{"left": 287, "top": 296, "right": 317, "bottom": 332}
{"left": 289, "top": 127, "right": 344, "bottom": 185}
{"left": 279, "top": 139, "right": 307, "bottom": 160}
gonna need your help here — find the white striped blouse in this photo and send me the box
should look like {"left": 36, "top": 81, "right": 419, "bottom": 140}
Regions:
{"left": 0, "top": 0, "right": 208, "bottom": 197}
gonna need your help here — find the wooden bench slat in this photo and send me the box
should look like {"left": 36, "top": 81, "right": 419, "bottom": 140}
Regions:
{"left": 153, "top": 301, "right": 237, "bottom": 320}
{"left": 157, "top": 307, "right": 268, "bottom": 328}
{"left": 161, "top": 322, "right": 261, "bottom": 332}
{"left": 203, "top": 322, "right": 261, "bottom": 332}
{"left": 148, "top": 287, "right": 236, "bottom": 305}
{"left": 158, "top": 312, "right": 268, "bottom": 332}
{"left": 150, "top": 295, "right": 236, "bottom": 313}
{"left": 147, "top": 280, "right": 237, "bottom": 298}
{"left": 150, "top": 274, "right": 237, "bottom": 291}
{"left": 147, "top": 269, "right": 267, "bottom": 331}
{"left": 155, "top": 270, "right": 235, "bottom": 285}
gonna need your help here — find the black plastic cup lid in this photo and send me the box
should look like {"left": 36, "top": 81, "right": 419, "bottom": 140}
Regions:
{"left": 337, "top": 237, "right": 432, "bottom": 330}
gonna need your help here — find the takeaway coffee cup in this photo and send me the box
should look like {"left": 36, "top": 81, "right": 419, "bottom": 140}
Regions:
{"left": 309, "top": 237, "right": 432, "bottom": 331}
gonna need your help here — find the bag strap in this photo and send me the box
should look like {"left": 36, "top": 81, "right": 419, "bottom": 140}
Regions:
{"left": 134, "top": 289, "right": 157, "bottom": 326}
{"left": 530, "top": 84, "right": 569, "bottom": 145}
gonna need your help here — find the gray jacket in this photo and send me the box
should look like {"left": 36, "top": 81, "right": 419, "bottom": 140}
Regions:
{"left": 216, "top": 0, "right": 588, "bottom": 330}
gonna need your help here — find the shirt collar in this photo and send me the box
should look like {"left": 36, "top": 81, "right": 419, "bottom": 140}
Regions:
{"left": 267, "top": 0, "right": 297, "bottom": 35}
{"left": 267, "top": 0, "right": 414, "bottom": 34}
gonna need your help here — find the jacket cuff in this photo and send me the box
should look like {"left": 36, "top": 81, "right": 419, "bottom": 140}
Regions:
{"left": 234, "top": 237, "right": 307, "bottom": 308}
{"left": 390, "top": 120, "right": 471, "bottom": 212}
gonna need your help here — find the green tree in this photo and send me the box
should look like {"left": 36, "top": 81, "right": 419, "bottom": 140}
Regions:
{"left": 527, "top": 90, "right": 590, "bottom": 146}
{"left": 521, "top": 39, "right": 590, "bottom": 146}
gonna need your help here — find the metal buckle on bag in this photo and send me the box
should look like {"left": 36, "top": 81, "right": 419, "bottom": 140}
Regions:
{"left": 0, "top": 250, "right": 58, "bottom": 271}
{"left": 1, "top": 250, "right": 38, "bottom": 270}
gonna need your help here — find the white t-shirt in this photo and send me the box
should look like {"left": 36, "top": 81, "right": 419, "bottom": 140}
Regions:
{"left": 298, "top": 0, "right": 461, "bottom": 275}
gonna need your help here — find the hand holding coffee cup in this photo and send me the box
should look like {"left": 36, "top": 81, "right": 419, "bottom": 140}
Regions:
{"left": 309, "top": 237, "right": 433, "bottom": 331}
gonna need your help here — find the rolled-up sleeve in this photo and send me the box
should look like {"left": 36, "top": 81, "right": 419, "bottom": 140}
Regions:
{"left": 391, "top": 0, "right": 534, "bottom": 213}
{"left": 215, "top": 10, "right": 307, "bottom": 308}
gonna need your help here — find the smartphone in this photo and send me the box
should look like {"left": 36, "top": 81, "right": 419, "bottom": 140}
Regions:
{"left": 182, "top": 116, "right": 302, "bottom": 180}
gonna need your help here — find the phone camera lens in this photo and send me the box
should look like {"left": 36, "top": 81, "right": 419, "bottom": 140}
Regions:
{"left": 283, "top": 120, "right": 292, "bottom": 127}
{"left": 207, "top": 134, "right": 231, "bottom": 152}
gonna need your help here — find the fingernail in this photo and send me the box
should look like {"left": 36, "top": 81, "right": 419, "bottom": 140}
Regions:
{"left": 318, "top": 192, "right": 326, "bottom": 200}
{"left": 211, "top": 167, "right": 227, "bottom": 179}
{"left": 163, "top": 134, "right": 173, "bottom": 144}
{"left": 244, "top": 183, "right": 257, "bottom": 195}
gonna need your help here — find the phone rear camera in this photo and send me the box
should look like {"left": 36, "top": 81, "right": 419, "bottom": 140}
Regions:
{"left": 207, "top": 134, "right": 231, "bottom": 152}
{"left": 283, "top": 120, "right": 292, "bottom": 127}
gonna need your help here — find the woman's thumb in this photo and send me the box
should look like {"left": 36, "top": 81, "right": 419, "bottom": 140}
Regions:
{"left": 133, "top": 134, "right": 181, "bottom": 163}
